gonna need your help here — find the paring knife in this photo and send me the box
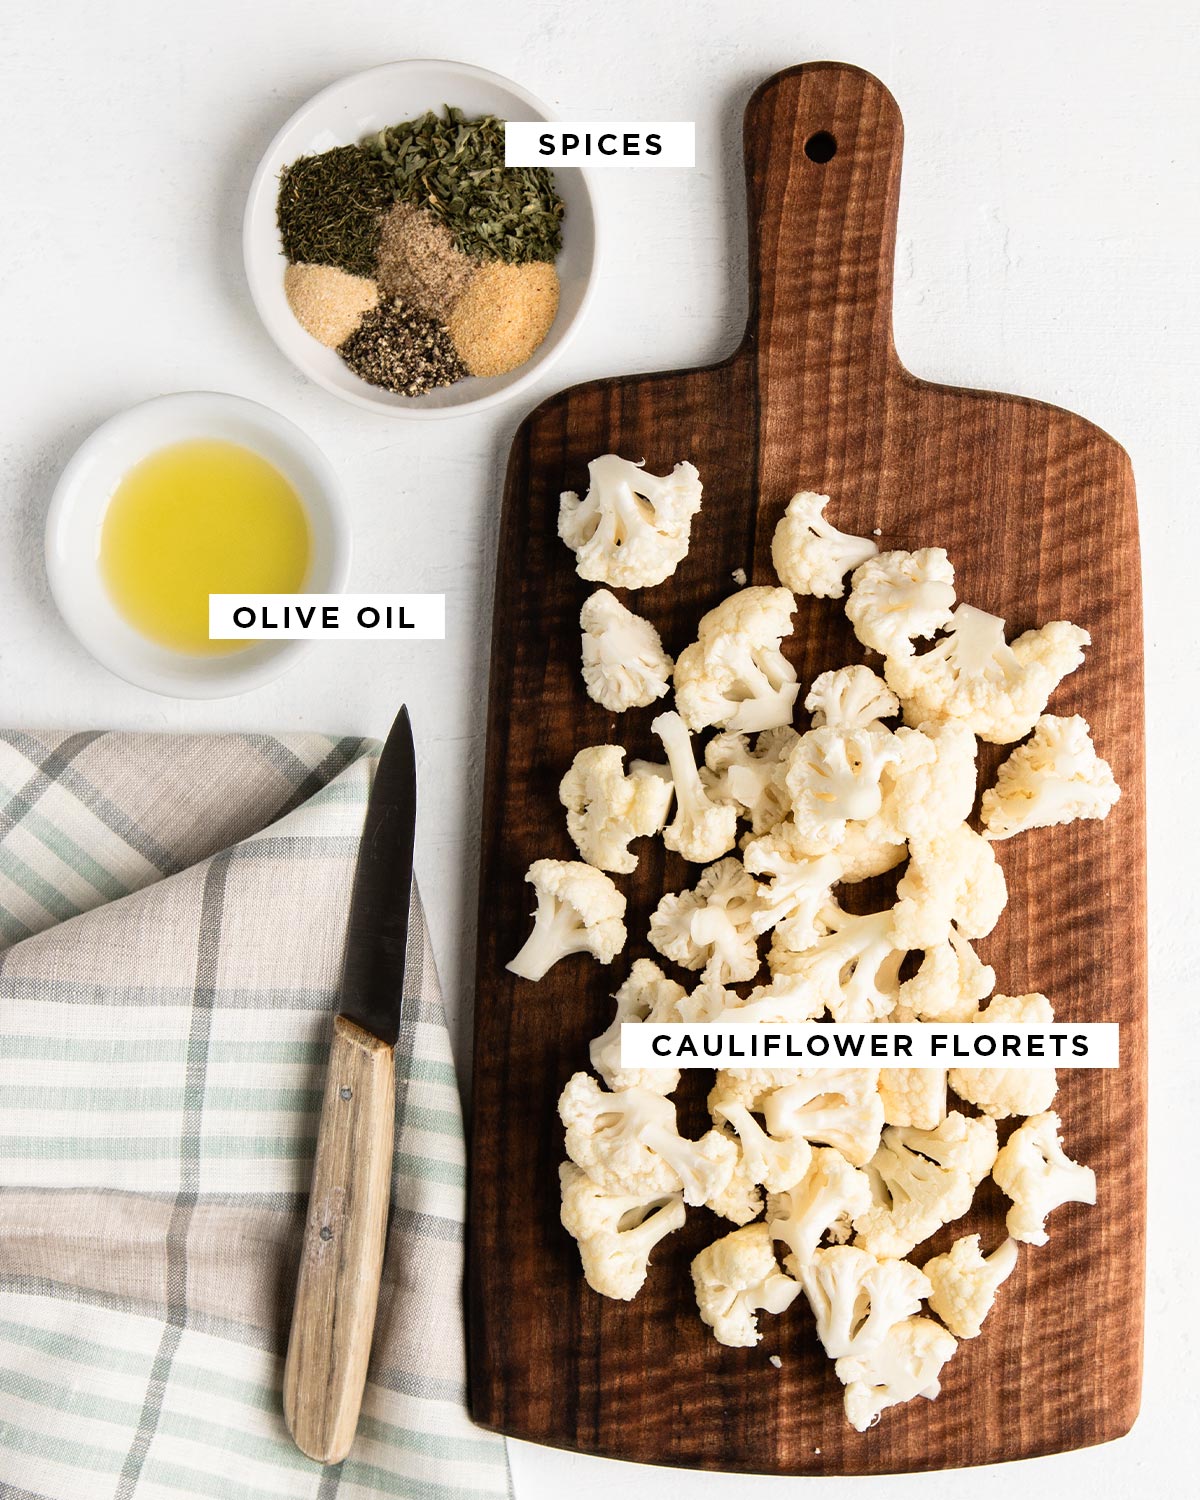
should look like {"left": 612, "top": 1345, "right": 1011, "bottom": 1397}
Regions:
{"left": 283, "top": 706, "right": 417, "bottom": 1465}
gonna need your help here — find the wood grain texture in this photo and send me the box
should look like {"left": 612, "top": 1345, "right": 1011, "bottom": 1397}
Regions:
{"left": 284, "top": 1017, "right": 395, "bottom": 1465}
{"left": 468, "top": 62, "right": 1146, "bottom": 1475}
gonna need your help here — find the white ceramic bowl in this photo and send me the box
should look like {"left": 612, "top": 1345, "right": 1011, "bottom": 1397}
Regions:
{"left": 244, "top": 60, "right": 598, "bottom": 418}
{"left": 45, "top": 392, "right": 351, "bottom": 699}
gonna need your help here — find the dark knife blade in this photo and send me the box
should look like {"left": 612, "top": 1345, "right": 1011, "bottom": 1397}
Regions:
{"left": 339, "top": 705, "right": 417, "bottom": 1047}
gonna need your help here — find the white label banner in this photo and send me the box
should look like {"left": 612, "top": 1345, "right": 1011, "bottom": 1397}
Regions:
{"left": 620, "top": 1023, "right": 1120, "bottom": 1070}
{"left": 504, "top": 121, "right": 695, "bottom": 168}
{"left": 209, "top": 594, "right": 445, "bottom": 640}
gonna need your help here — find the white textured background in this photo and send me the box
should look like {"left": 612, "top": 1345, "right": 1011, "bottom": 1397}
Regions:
{"left": 0, "top": 1, "right": 1192, "bottom": 1497}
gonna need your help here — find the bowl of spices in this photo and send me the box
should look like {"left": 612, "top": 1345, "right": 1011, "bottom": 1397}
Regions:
{"left": 45, "top": 392, "right": 350, "bottom": 698}
{"left": 244, "top": 60, "right": 598, "bottom": 417}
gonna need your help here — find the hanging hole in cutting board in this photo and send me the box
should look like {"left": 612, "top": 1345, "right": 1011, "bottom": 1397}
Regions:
{"left": 804, "top": 130, "right": 837, "bottom": 162}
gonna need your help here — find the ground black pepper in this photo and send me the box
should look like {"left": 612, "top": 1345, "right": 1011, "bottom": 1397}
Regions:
{"left": 338, "top": 300, "right": 467, "bottom": 396}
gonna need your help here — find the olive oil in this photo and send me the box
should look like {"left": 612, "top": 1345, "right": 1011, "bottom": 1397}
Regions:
{"left": 100, "top": 439, "right": 312, "bottom": 656}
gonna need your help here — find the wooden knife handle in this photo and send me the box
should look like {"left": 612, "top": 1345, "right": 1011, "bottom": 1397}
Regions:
{"left": 284, "top": 1016, "right": 395, "bottom": 1464}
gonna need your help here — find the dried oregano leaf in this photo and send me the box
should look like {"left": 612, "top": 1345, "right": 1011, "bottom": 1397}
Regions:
{"left": 364, "top": 108, "right": 564, "bottom": 265}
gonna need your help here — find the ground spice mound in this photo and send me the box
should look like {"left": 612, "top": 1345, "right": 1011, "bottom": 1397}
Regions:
{"left": 448, "top": 261, "right": 560, "bottom": 377}
{"left": 376, "top": 204, "right": 478, "bottom": 320}
{"left": 284, "top": 263, "right": 378, "bottom": 348}
{"left": 339, "top": 300, "right": 467, "bottom": 396}
{"left": 277, "top": 145, "right": 392, "bottom": 278}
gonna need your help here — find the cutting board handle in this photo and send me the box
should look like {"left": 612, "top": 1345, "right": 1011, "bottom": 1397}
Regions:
{"left": 742, "top": 63, "right": 904, "bottom": 379}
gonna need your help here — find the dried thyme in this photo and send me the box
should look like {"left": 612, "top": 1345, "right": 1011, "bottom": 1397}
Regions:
{"left": 277, "top": 145, "right": 392, "bottom": 278}
{"left": 366, "top": 107, "right": 564, "bottom": 265}
{"left": 338, "top": 300, "right": 467, "bottom": 395}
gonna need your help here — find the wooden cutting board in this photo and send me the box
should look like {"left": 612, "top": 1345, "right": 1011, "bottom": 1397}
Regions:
{"left": 467, "top": 62, "right": 1146, "bottom": 1475}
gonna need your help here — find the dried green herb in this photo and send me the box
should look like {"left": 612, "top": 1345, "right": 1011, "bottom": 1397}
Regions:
{"left": 366, "top": 107, "right": 564, "bottom": 265}
{"left": 338, "top": 299, "right": 467, "bottom": 396}
{"left": 277, "top": 145, "right": 392, "bottom": 278}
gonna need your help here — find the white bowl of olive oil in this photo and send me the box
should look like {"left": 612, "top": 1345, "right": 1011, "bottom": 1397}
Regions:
{"left": 46, "top": 392, "right": 350, "bottom": 698}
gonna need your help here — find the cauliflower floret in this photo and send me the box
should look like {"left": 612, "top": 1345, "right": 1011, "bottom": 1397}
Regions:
{"left": 706, "top": 1132, "right": 767, "bottom": 1225}
{"left": 924, "top": 1234, "right": 1019, "bottom": 1338}
{"left": 885, "top": 605, "right": 1089, "bottom": 745}
{"left": 766, "top": 1146, "right": 874, "bottom": 1272}
{"left": 743, "top": 823, "right": 841, "bottom": 949}
{"left": 558, "top": 1073, "right": 737, "bottom": 1206}
{"left": 878, "top": 1069, "right": 947, "bottom": 1129}
{"left": 674, "top": 587, "right": 800, "bottom": 734}
{"left": 691, "top": 1223, "right": 801, "bottom": 1348}
{"left": 832, "top": 822, "right": 908, "bottom": 883}
{"left": 992, "top": 1110, "right": 1096, "bottom": 1246}
{"left": 854, "top": 1112, "right": 999, "bottom": 1259}
{"left": 702, "top": 727, "right": 797, "bottom": 834}
{"left": 805, "top": 666, "right": 900, "bottom": 731}
{"left": 559, "top": 1162, "right": 686, "bottom": 1301}
{"left": 892, "top": 825, "right": 1007, "bottom": 949}
{"left": 579, "top": 590, "right": 674, "bottom": 712}
{"left": 711, "top": 1101, "right": 812, "bottom": 1191}
{"left": 675, "top": 974, "right": 740, "bottom": 1022}
{"left": 875, "top": 723, "right": 979, "bottom": 844}
{"left": 770, "top": 905, "right": 903, "bottom": 1022}
{"left": 650, "top": 711, "right": 739, "bottom": 862}
{"left": 708, "top": 1069, "right": 806, "bottom": 1115}
{"left": 799, "top": 1246, "right": 931, "bottom": 1359}
{"left": 649, "top": 857, "right": 761, "bottom": 985}
{"left": 727, "top": 974, "right": 829, "bottom": 1024}
{"left": 948, "top": 992, "right": 1058, "bottom": 1120}
{"left": 770, "top": 491, "right": 879, "bottom": 598}
{"left": 846, "top": 549, "right": 956, "bottom": 658}
{"left": 785, "top": 728, "right": 903, "bottom": 847}
{"left": 589, "top": 959, "right": 685, "bottom": 1094}
{"left": 763, "top": 1071, "right": 885, "bottom": 1166}
{"left": 559, "top": 745, "right": 674, "bottom": 874}
{"left": 835, "top": 1315, "right": 957, "bottom": 1432}
{"left": 981, "top": 714, "right": 1120, "bottom": 839}
{"left": 558, "top": 454, "right": 703, "bottom": 589}
{"left": 895, "top": 927, "right": 995, "bottom": 1022}
{"left": 507, "top": 860, "right": 627, "bottom": 981}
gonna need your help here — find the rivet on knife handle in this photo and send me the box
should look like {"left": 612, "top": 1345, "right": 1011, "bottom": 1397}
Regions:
{"left": 284, "top": 1016, "right": 395, "bottom": 1464}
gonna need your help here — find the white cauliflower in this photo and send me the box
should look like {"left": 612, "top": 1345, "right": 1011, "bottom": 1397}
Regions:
{"left": 835, "top": 1315, "right": 957, "bottom": 1432}
{"left": 559, "top": 745, "right": 674, "bottom": 874}
{"left": 770, "top": 905, "right": 903, "bottom": 1022}
{"left": 558, "top": 1072, "right": 737, "bottom": 1205}
{"left": 799, "top": 1246, "right": 931, "bottom": 1358}
{"left": 705, "top": 1134, "right": 766, "bottom": 1225}
{"left": 710, "top": 1101, "right": 812, "bottom": 1191}
{"left": 785, "top": 728, "right": 903, "bottom": 847}
{"left": 895, "top": 927, "right": 995, "bottom": 1022}
{"left": 507, "top": 860, "right": 626, "bottom": 981}
{"left": 691, "top": 1223, "right": 801, "bottom": 1348}
{"left": 924, "top": 1234, "right": 1019, "bottom": 1338}
{"left": 559, "top": 1162, "right": 686, "bottom": 1301}
{"left": 579, "top": 590, "right": 674, "bottom": 712}
{"left": 885, "top": 604, "right": 1089, "bottom": 745}
{"left": 878, "top": 1069, "right": 947, "bottom": 1130}
{"left": 674, "top": 587, "right": 800, "bottom": 734}
{"left": 589, "top": 959, "right": 685, "bottom": 1094}
{"left": 648, "top": 857, "right": 761, "bottom": 985}
{"left": 875, "top": 722, "right": 979, "bottom": 844}
{"left": 558, "top": 454, "right": 703, "bottom": 589}
{"left": 846, "top": 549, "right": 956, "bottom": 658}
{"left": 854, "top": 1112, "right": 999, "bottom": 1259}
{"left": 831, "top": 821, "right": 908, "bottom": 883}
{"left": 806, "top": 665, "right": 900, "bottom": 731}
{"left": 702, "top": 727, "right": 797, "bottom": 834}
{"left": 770, "top": 491, "right": 879, "bottom": 598}
{"left": 742, "top": 823, "right": 841, "bottom": 949}
{"left": 675, "top": 974, "right": 740, "bottom": 1022}
{"left": 763, "top": 1071, "right": 885, "bottom": 1166}
{"left": 892, "top": 825, "right": 1008, "bottom": 948}
{"left": 981, "top": 714, "right": 1120, "bottom": 839}
{"left": 992, "top": 1110, "right": 1096, "bottom": 1245}
{"left": 708, "top": 1069, "right": 807, "bottom": 1116}
{"left": 948, "top": 992, "right": 1058, "bottom": 1120}
{"left": 650, "top": 711, "right": 739, "bottom": 862}
{"left": 766, "top": 1146, "right": 874, "bottom": 1272}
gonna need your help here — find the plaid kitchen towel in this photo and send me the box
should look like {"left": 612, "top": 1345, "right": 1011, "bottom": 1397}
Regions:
{"left": 0, "top": 730, "right": 511, "bottom": 1500}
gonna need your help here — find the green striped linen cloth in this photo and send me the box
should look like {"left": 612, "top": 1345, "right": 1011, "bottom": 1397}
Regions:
{"left": 0, "top": 730, "right": 511, "bottom": 1500}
